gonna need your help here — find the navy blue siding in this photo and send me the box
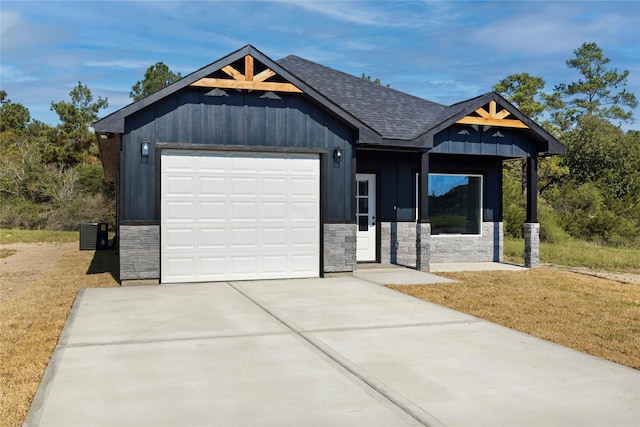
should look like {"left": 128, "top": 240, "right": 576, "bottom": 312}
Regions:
{"left": 432, "top": 125, "right": 535, "bottom": 157}
{"left": 357, "top": 151, "right": 503, "bottom": 223}
{"left": 122, "top": 88, "right": 354, "bottom": 222}
{"left": 357, "top": 151, "right": 418, "bottom": 222}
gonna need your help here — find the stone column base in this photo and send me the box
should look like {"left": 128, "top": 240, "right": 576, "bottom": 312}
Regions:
{"left": 416, "top": 222, "right": 431, "bottom": 272}
{"left": 119, "top": 224, "right": 160, "bottom": 281}
{"left": 524, "top": 222, "right": 540, "bottom": 268}
{"left": 323, "top": 223, "right": 357, "bottom": 272}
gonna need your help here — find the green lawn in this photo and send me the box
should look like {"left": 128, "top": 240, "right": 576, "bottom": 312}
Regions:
{"left": 505, "top": 237, "right": 640, "bottom": 272}
{"left": 0, "top": 229, "right": 79, "bottom": 245}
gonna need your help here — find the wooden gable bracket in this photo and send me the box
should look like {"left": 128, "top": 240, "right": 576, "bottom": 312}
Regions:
{"left": 190, "top": 55, "right": 303, "bottom": 93}
{"left": 456, "top": 100, "right": 528, "bottom": 129}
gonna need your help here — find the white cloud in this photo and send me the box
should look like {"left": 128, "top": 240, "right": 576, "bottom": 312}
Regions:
{"left": 2, "top": 0, "right": 638, "bottom": 128}
{"left": 85, "top": 60, "right": 153, "bottom": 69}
{"left": 0, "top": 64, "right": 37, "bottom": 83}
{"left": 280, "top": 0, "right": 430, "bottom": 28}
{"left": 470, "top": 2, "right": 638, "bottom": 56}
{"left": 0, "top": 8, "right": 22, "bottom": 36}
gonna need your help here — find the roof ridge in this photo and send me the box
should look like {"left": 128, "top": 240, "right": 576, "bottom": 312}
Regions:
{"left": 278, "top": 55, "right": 449, "bottom": 140}
{"left": 279, "top": 55, "right": 446, "bottom": 108}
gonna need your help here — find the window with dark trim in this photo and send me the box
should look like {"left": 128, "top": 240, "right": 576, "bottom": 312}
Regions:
{"left": 428, "top": 174, "right": 482, "bottom": 235}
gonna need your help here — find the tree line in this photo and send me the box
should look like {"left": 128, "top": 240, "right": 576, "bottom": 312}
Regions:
{"left": 497, "top": 42, "right": 639, "bottom": 247}
{"left": 1, "top": 44, "right": 639, "bottom": 247}
{"left": 0, "top": 62, "right": 180, "bottom": 231}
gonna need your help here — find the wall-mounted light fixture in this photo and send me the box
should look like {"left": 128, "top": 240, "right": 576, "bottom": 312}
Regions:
{"left": 333, "top": 146, "right": 343, "bottom": 163}
{"left": 99, "top": 132, "right": 115, "bottom": 140}
{"left": 141, "top": 140, "right": 150, "bottom": 163}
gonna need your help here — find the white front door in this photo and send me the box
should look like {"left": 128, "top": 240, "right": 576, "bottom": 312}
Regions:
{"left": 356, "top": 173, "right": 376, "bottom": 261}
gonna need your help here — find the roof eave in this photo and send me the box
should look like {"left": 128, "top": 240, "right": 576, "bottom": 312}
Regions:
{"left": 416, "top": 92, "right": 567, "bottom": 156}
{"left": 94, "top": 45, "right": 258, "bottom": 133}
{"left": 94, "top": 44, "right": 379, "bottom": 145}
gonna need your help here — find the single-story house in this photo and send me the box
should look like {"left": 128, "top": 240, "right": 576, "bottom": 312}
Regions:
{"left": 94, "top": 45, "right": 565, "bottom": 284}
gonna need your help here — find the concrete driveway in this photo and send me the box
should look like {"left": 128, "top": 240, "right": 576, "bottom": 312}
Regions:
{"left": 26, "top": 273, "right": 639, "bottom": 426}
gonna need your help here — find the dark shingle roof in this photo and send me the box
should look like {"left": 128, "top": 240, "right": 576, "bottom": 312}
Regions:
{"left": 95, "top": 45, "right": 565, "bottom": 167}
{"left": 277, "top": 55, "right": 448, "bottom": 141}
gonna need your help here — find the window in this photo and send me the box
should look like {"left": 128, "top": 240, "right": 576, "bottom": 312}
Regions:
{"left": 428, "top": 174, "right": 482, "bottom": 235}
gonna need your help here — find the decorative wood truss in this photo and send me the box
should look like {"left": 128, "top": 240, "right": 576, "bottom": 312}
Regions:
{"left": 190, "top": 55, "right": 302, "bottom": 93}
{"left": 456, "top": 100, "right": 528, "bottom": 129}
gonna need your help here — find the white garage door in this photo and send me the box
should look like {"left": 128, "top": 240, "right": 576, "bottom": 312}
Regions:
{"left": 161, "top": 150, "right": 320, "bottom": 283}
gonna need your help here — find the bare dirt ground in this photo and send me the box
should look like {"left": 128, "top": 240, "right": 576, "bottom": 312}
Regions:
{"left": 0, "top": 242, "right": 77, "bottom": 304}
{"left": 557, "top": 266, "right": 640, "bottom": 286}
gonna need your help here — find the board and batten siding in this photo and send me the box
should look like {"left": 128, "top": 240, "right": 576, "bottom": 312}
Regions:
{"left": 357, "top": 151, "right": 503, "bottom": 223}
{"left": 432, "top": 125, "right": 536, "bottom": 157}
{"left": 120, "top": 88, "right": 354, "bottom": 223}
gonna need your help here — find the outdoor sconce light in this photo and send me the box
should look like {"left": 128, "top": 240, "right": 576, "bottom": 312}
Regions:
{"left": 140, "top": 141, "right": 150, "bottom": 162}
{"left": 333, "top": 146, "right": 343, "bottom": 163}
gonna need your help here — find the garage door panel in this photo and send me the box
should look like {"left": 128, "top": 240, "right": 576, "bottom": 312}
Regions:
{"left": 199, "top": 176, "right": 226, "bottom": 196}
{"left": 263, "top": 256, "right": 287, "bottom": 273}
{"left": 261, "top": 178, "right": 287, "bottom": 197}
{"left": 199, "top": 202, "right": 226, "bottom": 222}
{"left": 231, "top": 228, "right": 258, "bottom": 247}
{"left": 199, "top": 228, "right": 225, "bottom": 248}
{"left": 291, "top": 254, "right": 317, "bottom": 271}
{"left": 199, "top": 257, "right": 226, "bottom": 277}
{"left": 166, "top": 202, "right": 195, "bottom": 222}
{"left": 165, "top": 258, "right": 195, "bottom": 279}
{"left": 262, "top": 202, "right": 287, "bottom": 220}
{"left": 263, "top": 227, "right": 287, "bottom": 246}
{"left": 290, "top": 201, "right": 318, "bottom": 219}
{"left": 232, "top": 256, "right": 258, "bottom": 274}
{"left": 161, "top": 151, "right": 319, "bottom": 283}
{"left": 164, "top": 153, "right": 194, "bottom": 172}
{"left": 291, "top": 227, "right": 317, "bottom": 244}
{"left": 165, "top": 176, "right": 194, "bottom": 196}
{"left": 231, "top": 177, "right": 258, "bottom": 195}
{"left": 291, "top": 157, "right": 318, "bottom": 172}
{"left": 230, "top": 156, "right": 258, "bottom": 172}
{"left": 230, "top": 202, "right": 257, "bottom": 219}
{"left": 199, "top": 155, "right": 226, "bottom": 172}
{"left": 165, "top": 229, "right": 195, "bottom": 250}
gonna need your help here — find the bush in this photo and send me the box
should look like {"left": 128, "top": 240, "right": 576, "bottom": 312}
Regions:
{"left": 545, "top": 181, "right": 640, "bottom": 247}
{"left": 502, "top": 162, "right": 526, "bottom": 238}
{"left": 538, "top": 200, "right": 568, "bottom": 244}
{"left": 0, "top": 197, "right": 47, "bottom": 229}
{"left": 0, "top": 142, "right": 115, "bottom": 231}
{"left": 46, "top": 193, "right": 114, "bottom": 231}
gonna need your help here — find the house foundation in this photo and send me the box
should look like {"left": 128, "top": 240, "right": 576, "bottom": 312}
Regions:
{"left": 380, "top": 222, "right": 417, "bottom": 266}
{"left": 323, "top": 223, "right": 357, "bottom": 272}
{"left": 524, "top": 222, "right": 540, "bottom": 268}
{"left": 430, "top": 222, "right": 504, "bottom": 263}
{"left": 119, "top": 225, "right": 160, "bottom": 281}
{"left": 415, "top": 222, "right": 431, "bottom": 271}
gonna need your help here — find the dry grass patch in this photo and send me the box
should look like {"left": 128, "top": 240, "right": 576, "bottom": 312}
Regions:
{"left": 389, "top": 268, "right": 640, "bottom": 370}
{"left": 0, "top": 249, "right": 16, "bottom": 259}
{"left": 0, "top": 248, "right": 118, "bottom": 427}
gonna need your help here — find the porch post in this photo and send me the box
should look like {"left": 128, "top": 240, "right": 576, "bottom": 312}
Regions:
{"left": 524, "top": 156, "right": 540, "bottom": 268}
{"left": 416, "top": 150, "right": 431, "bottom": 271}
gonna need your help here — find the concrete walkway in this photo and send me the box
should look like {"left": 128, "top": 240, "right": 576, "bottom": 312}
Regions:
{"left": 26, "top": 274, "right": 639, "bottom": 426}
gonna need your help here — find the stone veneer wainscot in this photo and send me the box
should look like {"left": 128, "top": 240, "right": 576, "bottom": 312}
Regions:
{"left": 323, "top": 223, "right": 357, "bottom": 272}
{"left": 119, "top": 225, "right": 160, "bottom": 281}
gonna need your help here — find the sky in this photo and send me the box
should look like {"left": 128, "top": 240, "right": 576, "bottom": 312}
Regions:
{"left": 2, "top": 0, "right": 639, "bottom": 130}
